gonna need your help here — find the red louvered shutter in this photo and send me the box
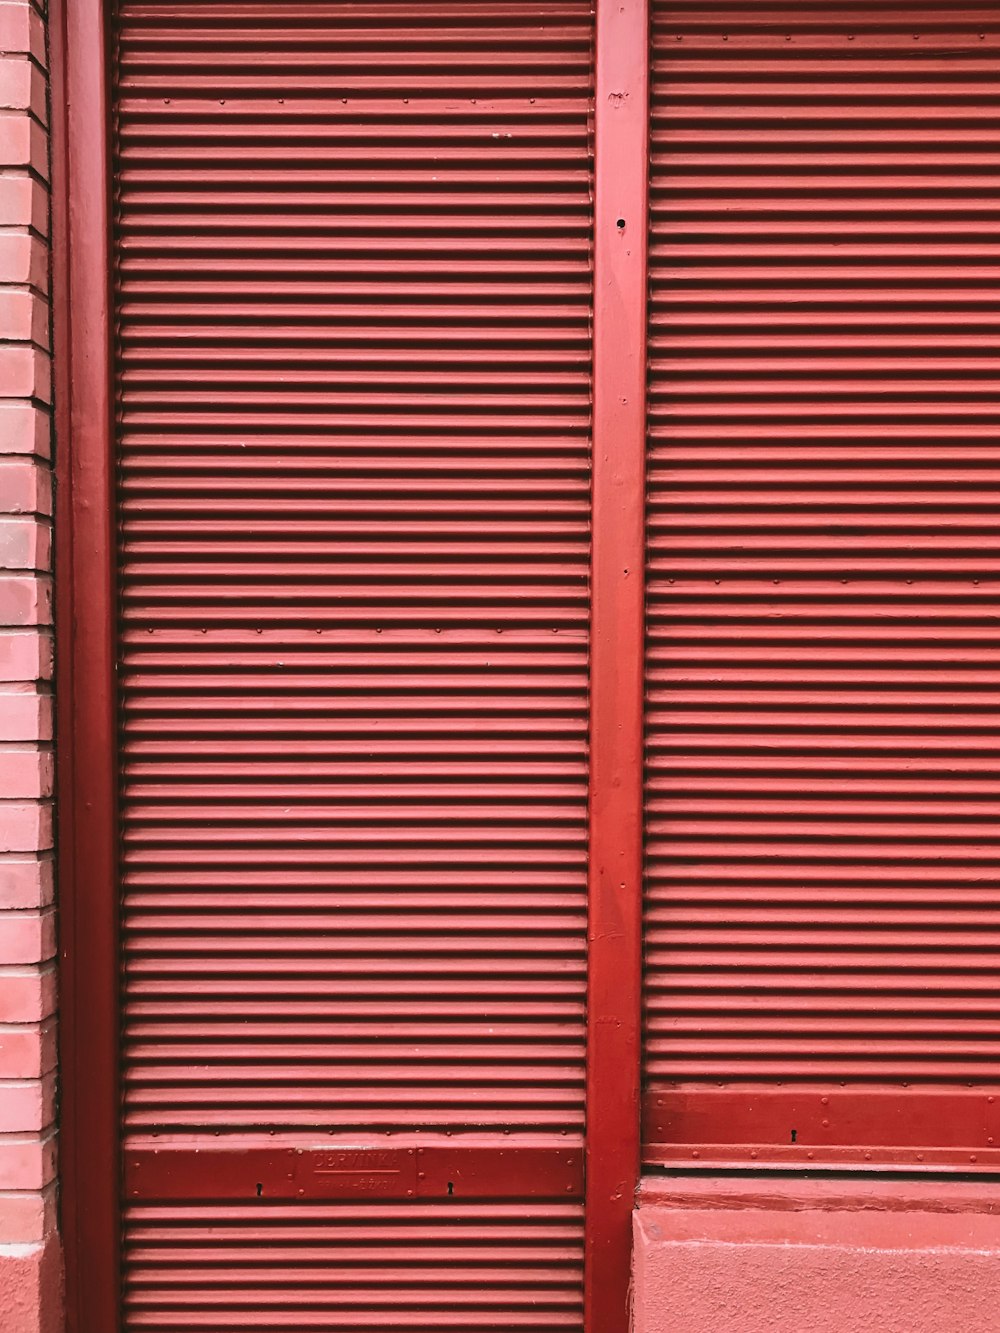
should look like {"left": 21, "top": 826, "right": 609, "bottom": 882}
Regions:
{"left": 643, "top": 2, "right": 1000, "bottom": 1169}
{"left": 113, "top": 1, "right": 593, "bottom": 1325}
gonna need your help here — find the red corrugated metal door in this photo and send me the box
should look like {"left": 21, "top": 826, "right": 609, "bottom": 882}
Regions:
{"left": 643, "top": 1, "right": 1000, "bottom": 1168}
{"left": 113, "top": 1, "right": 593, "bottom": 1325}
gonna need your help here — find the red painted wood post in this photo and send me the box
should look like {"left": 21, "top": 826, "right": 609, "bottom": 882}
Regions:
{"left": 585, "top": 0, "right": 649, "bottom": 1328}
{"left": 50, "top": 0, "right": 121, "bottom": 1327}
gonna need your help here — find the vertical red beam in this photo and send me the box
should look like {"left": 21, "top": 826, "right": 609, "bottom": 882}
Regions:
{"left": 585, "top": 0, "right": 649, "bottom": 1328}
{"left": 51, "top": 0, "right": 120, "bottom": 1328}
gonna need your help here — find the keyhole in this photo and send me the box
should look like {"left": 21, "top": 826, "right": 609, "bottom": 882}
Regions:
{"left": 616, "top": 217, "right": 626, "bottom": 229}
{"left": 790, "top": 1129, "right": 797, "bottom": 1145}
{"left": 256, "top": 1182, "right": 263, "bottom": 1197}
{"left": 447, "top": 1181, "right": 454, "bottom": 1196}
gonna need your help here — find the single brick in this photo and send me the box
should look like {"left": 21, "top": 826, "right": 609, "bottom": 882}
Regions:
{"left": 0, "top": 460, "right": 51, "bottom": 514}
{"left": 0, "top": 1020, "right": 55, "bottom": 1078}
{"left": 0, "top": 910, "right": 55, "bottom": 966}
{"left": 0, "top": 232, "right": 48, "bottom": 291}
{"left": 0, "top": 177, "right": 47, "bottom": 235}
{"left": 0, "top": 519, "right": 49, "bottom": 571}
{"left": 0, "top": 964, "right": 55, "bottom": 1023}
{"left": 0, "top": 5, "right": 47, "bottom": 64}
{"left": 0, "top": 856, "right": 52, "bottom": 908}
{"left": 0, "top": 802, "right": 53, "bottom": 854}
{"left": 0, "top": 689, "right": 50, "bottom": 741}
{"left": 0, "top": 631, "right": 51, "bottom": 682}
{"left": 0, "top": 1075, "right": 55, "bottom": 1132}
{"left": 0, "top": 58, "right": 30, "bottom": 112}
{"left": 0, "top": 1130, "right": 57, "bottom": 1191}
{"left": 0, "top": 291, "right": 49, "bottom": 348}
{"left": 0, "top": 403, "right": 49, "bottom": 458}
{"left": 0, "top": 1181, "right": 56, "bottom": 1244}
{"left": 0, "top": 116, "right": 47, "bottom": 179}
{"left": 0, "top": 579, "right": 51, "bottom": 627}
{"left": 0, "top": 751, "right": 51, "bottom": 800}
{"left": 0, "top": 346, "right": 50, "bottom": 402}
{"left": 0, "top": 58, "right": 46, "bottom": 124}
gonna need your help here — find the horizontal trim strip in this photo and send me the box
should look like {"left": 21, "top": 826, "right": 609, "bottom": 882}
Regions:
{"left": 125, "top": 1143, "right": 584, "bottom": 1201}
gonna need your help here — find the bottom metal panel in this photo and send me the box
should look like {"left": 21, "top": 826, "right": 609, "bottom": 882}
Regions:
{"left": 124, "top": 1199, "right": 585, "bottom": 1331}
{"left": 644, "top": 1089, "right": 1000, "bottom": 1171}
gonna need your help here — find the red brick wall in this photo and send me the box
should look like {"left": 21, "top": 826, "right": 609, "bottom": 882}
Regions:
{"left": 0, "top": 2, "right": 62, "bottom": 1328}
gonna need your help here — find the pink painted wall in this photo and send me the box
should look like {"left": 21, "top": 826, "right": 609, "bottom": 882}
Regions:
{"left": 0, "top": 2, "right": 62, "bottom": 1329}
{"left": 632, "top": 1177, "right": 1000, "bottom": 1333}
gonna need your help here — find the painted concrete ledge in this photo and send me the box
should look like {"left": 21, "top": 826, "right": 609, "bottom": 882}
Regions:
{"left": 633, "top": 1175, "right": 1000, "bottom": 1333}
{"left": 0, "top": 1234, "right": 62, "bottom": 1333}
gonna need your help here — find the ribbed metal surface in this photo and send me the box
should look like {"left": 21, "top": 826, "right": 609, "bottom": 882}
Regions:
{"left": 123, "top": 1200, "right": 584, "bottom": 1330}
{"left": 114, "top": 0, "right": 593, "bottom": 1141}
{"left": 643, "top": 3, "right": 1000, "bottom": 1097}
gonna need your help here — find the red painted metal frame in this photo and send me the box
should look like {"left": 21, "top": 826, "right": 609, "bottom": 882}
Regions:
{"left": 50, "top": 0, "right": 120, "bottom": 1329}
{"left": 585, "top": 1, "right": 649, "bottom": 1329}
{"left": 51, "top": 0, "right": 648, "bottom": 1324}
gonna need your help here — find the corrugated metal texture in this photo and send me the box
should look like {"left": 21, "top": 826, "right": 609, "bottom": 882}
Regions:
{"left": 123, "top": 1200, "right": 584, "bottom": 1330}
{"left": 113, "top": 0, "right": 593, "bottom": 1137}
{"left": 643, "top": 4, "right": 1000, "bottom": 1100}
